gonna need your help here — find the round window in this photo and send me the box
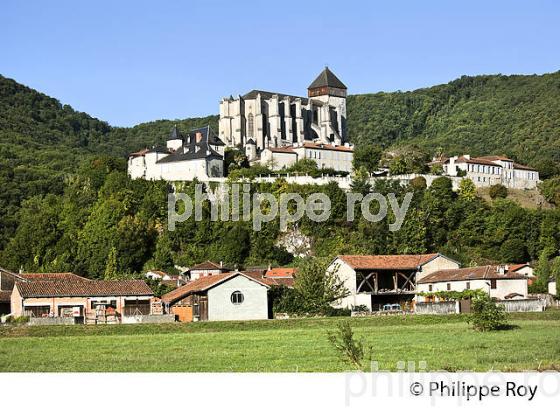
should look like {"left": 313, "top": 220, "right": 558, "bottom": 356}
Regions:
{"left": 231, "top": 291, "right": 244, "bottom": 305}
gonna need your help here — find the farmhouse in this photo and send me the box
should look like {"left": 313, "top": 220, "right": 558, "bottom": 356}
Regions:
{"left": 329, "top": 253, "right": 460, "bottom": 311}
{"left": 186, "top": 260, "right": 232, "bottom": 281}
{"left": 161, "top": 272, "right": 269, "bottom": 322}
{"left": 417, "top": 265, "right": 529, "bottom": 301}
{"left": 11, "top": 278, "right": 155, "bottom": 323}
{"left": 442, "top": 155, "right": 540, "bottom": 189}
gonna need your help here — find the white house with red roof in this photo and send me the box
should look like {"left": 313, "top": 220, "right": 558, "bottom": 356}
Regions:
{"left": 328, "top": 253, "right": 460, "bottom": 311}
{"left": 443, "top": 155, "right": 539, "bottom": 189}
{"left": 417, "top": 265, "right": 529, "bottom": 300}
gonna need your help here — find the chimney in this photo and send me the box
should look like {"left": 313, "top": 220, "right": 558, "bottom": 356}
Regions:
{"left": 220, "top": 261, "right": 223, "bottom": 268}
{"left": 195, "top": 131, "right": 203, "bottom": 143}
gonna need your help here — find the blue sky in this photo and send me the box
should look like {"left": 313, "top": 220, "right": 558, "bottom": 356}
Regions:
{"left": 2, "top": 0, "right": 559, "bottom": 127}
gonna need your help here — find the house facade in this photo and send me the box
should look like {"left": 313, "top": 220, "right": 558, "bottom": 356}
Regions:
{"left": 186, "top": 260, "right": 231, "bottom": 281}
{"left": 128, "top": 126, "right": 225, "bottom": 181}
{"left": 417, "top": 265, "right": 529, "bottom": 300}
{"left": 259, "top": 142, "right": 353, "bottom": 173}
{"left": 11, "top": 278, "right": 155, "bottom": 323}
{"left": 443, "top": 155, "right": 540, "bottom": 189}
{"left": 161, "top": 272, "right": 269, "bottom": 322}
{"left": 329, "top": 253, "right": 460, "bottom": 311}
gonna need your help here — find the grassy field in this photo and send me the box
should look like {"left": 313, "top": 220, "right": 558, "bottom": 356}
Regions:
{"left": 0, "top": 311, "right": 559, "bottom": 372}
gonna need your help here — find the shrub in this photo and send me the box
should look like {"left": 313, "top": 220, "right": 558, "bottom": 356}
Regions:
{"left": 469, "top": 296, "right": 509, "bottom": 331}
{"left": 489, "top": 184, "right": 508, "bottom": 199}
{"left": 327, "top": 321, "right": 370, "bottom": 370}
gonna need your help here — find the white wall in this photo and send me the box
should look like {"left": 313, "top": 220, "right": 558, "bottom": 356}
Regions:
{"left": 417, "top": 255, "right": 461, "bottom": 281}
{"left": 549, "top": 280, "right": 557, "bottom": 296}
{"left": 417, "top": 278, "right": 528, "bottom": 300}
{"left": 207, "top": 275, "right": 268, "bottom": 321}
{"left": 260, "top": 150, "right": 298, "bottom": 170}
{"left": 328, "top": 259, "right": 373, "bottom": 311}
{"left": 292, "top": 147, "right": 353, "bottom": 173}
{"left": 128, "top": 156, "right": 146, "bottom": 179}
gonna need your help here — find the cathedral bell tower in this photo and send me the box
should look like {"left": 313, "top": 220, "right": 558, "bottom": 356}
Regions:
{"left": 307, "top": 67, "right": 347, "bottom": 145}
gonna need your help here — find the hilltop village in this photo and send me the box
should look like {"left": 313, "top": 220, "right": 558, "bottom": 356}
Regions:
{"left": 127, "top": 68, "right": 540, "bottom": 190}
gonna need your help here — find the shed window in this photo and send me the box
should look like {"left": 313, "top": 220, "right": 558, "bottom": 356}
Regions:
{"left": 231, "top": 291, "right": 244, "bottom": 305}
{"left": 490, "top": 279, "right": 497, "bottom": 289}
{"left": 428, "top": 285, "right": 433, "bottom": 292}
{"left": 446, "top": 283, "right": 451, "bottom": 291}
{"left": 466, "top": 282, "right": 471, "bottom": 290}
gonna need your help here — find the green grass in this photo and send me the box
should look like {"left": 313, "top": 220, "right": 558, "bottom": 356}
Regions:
{"left": 0, "top": 312, "right": 559, "bottom": 372}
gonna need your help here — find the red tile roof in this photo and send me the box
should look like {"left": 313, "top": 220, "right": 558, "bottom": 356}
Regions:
{"left": 299, "top": 142, "right": 353, "bottom": 152}
{"left": 16, "top": 280, "right": 153, "bottom": 298}
{"left": 243, "top": 270, "right": 295, "bottom": 288}
{"left": 508, "top": 263, "right": 529, "bottom": 272}
{"left": 452, "top": 156, "right": 502, "bottom": 167}
{"left": 477, "top": 155, "right": 513, "bottom": 162}
{"left": 268, "top": 147, "right": 297, "bottom": 154}
{"left": 265, "top": 267, "right": 297, "bottom": 278}
{"left": 129, "top": 148, "right": 150, "bottom": 157}
{"left": 20, "top": 272, "right": 89, "bottom": 282}
{"left": 337, "top": 254, "right": 441, "bottom": 270}
{"left": 418, "top": 265, "right": 528, "bottom": 284}
{"left": 161, "top": 272, "right": 269, "bottom": 304}
{"left": 512, "top": 162, "right": 537, "bottom": 171}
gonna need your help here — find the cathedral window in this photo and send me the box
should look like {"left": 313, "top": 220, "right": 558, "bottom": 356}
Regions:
{"left": 247, "top": 114, "right": 254, "bottom": 137}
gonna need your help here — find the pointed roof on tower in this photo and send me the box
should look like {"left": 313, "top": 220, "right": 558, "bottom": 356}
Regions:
{"left": 308, "top": 67, "right": 347, "bottom": 90}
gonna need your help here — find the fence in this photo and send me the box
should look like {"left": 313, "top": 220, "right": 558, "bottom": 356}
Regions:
{"left": 415, "top": 301, "right": 458, "bottom": 315}
{"left": 497, "top": 299, "right": 546, "bottom": 312}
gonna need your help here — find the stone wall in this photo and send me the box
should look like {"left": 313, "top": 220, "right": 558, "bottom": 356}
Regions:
{"left": 415, "top": 301, "right": 458, "bottom": 315}
{"left": 29, "top": 317, "right": 76, "bottom": 326}
{"left": 121, "top": 314, "right": 175, "bottom": 324}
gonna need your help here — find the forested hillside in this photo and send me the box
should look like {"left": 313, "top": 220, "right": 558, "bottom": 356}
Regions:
{"left": 347, "top": 72, "right": 560, "bottom": 177}
{"left": 1, "top": 72, "right": 560, "bottom": 280}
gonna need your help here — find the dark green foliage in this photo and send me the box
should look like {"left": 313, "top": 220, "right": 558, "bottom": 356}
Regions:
{"left": 352, "top": 145, "right": 382, "bottom": 172}
{"left": 539, "top": 177, "right": 560, "bottom": 206}
{"left": 348, "top": 72, "right": 560, "bottom": 174}
{"left": 489, "top": 184, "right": 508, "bottom": 200}
{"left": 469, "top": 296, "right": 510, "bottom": 332}
{"left": 2, "top": 72, "right": 560, "bottom": 278}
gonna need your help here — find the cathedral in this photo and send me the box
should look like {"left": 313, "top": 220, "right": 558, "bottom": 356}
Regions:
{"left": 128, "top": 67, "right": 354, "bottom": 182}
{"left": 218, "top": 67, "right": 348, "bottom": 153}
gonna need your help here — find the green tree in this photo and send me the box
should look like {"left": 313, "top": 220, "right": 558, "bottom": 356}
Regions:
{"left": 104, "top": 246, "right": 119, "bottom": 280}
{"left": 352, "top": 145, "right": 382, "bottom": 173}
{"left": 489, "top": 184, "right": 508, "bottom": 200}
{"left": 293, "top": 258, "right": 349, "bottom": 313}
{"left": 458, "top": 178, "right": 477, "bottom": 201}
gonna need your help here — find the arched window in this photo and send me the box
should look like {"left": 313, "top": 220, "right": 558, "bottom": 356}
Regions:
{"left": 247, "top": 113, "right": 254, "bottom": 137}
{"left": 231, "top": 291, "right": 244, "bottom": 305}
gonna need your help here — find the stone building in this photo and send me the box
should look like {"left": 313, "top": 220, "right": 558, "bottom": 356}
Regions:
{"left": 219, "top": 67, "right": 348, "bottom": 153}
{"left": 442, "top": 155, "right": 540, "bottom": 189}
